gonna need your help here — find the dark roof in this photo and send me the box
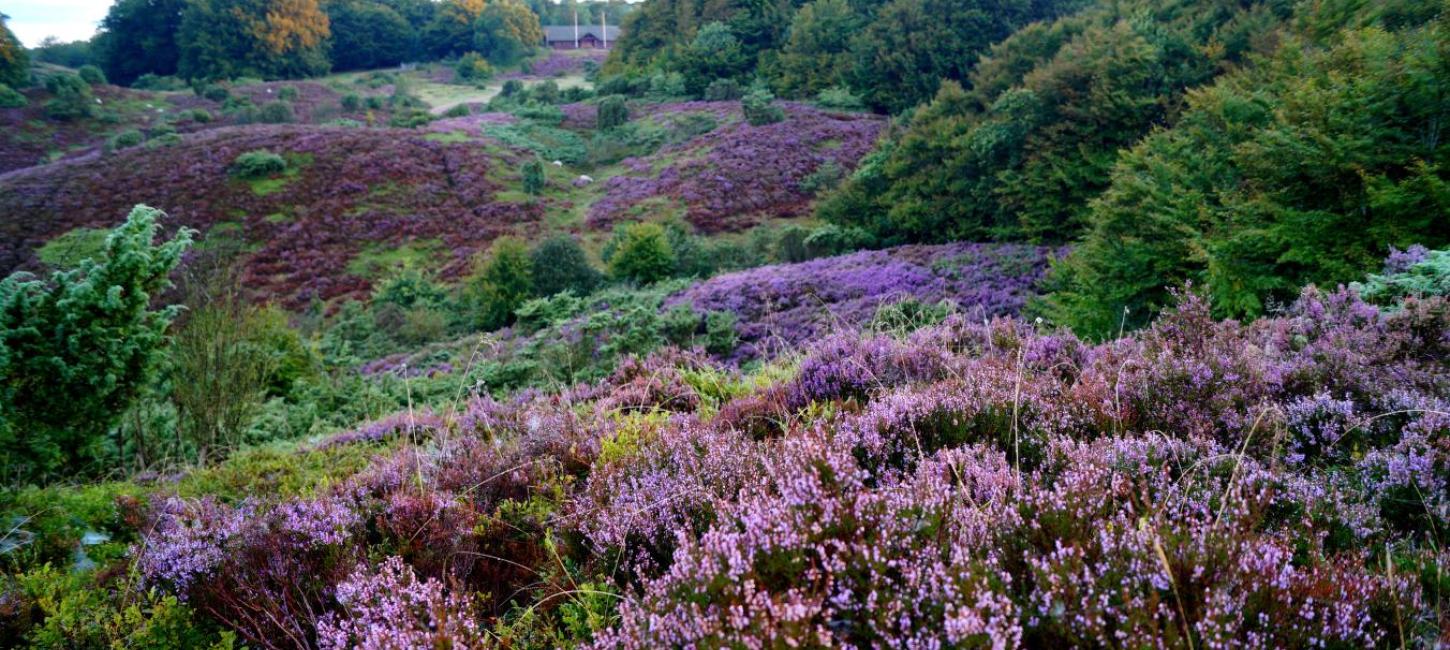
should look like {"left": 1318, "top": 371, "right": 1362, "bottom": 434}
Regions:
{"left": 542, "top": 25, "right": 621, "bottom": 42}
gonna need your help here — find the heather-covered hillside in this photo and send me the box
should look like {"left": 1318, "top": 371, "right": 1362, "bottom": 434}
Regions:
{"left": 2, "top": 0, "right": 1449, "bottom": 647}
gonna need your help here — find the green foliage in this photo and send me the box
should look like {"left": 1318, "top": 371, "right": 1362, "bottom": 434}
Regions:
{"left": 9, "top": 565, "right": 236, "bottom": 649}
{"left": 1353, "top": 248, "right": 1450, "bottom": 307}
{"left": 870, "top": 297, "right": 954, "bottom": 335}
{"left": 815, "top": 85, "right": 863, "bottom": 110}
{"left": 133, "top": 74, "right": 189, "bottom": 91}
{"left": 0, "top": 206, "right": 193, "bottom": 483}
{"left": 767, "top": 0, "right": 859, "bottom": 98}
{"left": 597, "top": 95, "right": 629, "bottom": 130}
{"left": 107, "top": 129, "right": 146, "bottom": 152}
{"left": 532, "top": 80, "right": 561, "bottom": 104}
{"left": 455, "top": 51, "right": 494, "bottom": 82}
{"left": 29, "top": 36, "right": 96, "bottom": 69}
{"left": 170, "top": 265, "right": 278, "bottom": 465}
{"left": 340, "top": 92, "right": 361, "bottom": 111}
{"left": 443, "top": 103, "right": 471, "bottom": 118}
{"left": 474, "top": 0, "right": 545, "bottom": 66}
{"left": 741, "top": 80, "right": 784, "bottom": 126}
{"left": 703, "top": 78, "right": 743, "bottom": 101}
{"left": 1040, "top": 19, "right": 1450, "bottom": 337}
{"left": 325, "top": 0, "right": 418, "bottom": 71}
{"left": 200, "top": 84, "right": 230, "bottom": 102}
{"left": 77, "top": 64, "right": 107, "bottom": 85}
{"left": 229, "top": 150, "right": 288, "bottom": 179}
{"left": 0, "top": 14, "right": 29, "bottom": 88}
{"left": 799, "top": 160, "right": 844, "bottom": 195}
{"left": 606, "top": 222, "right": 677, "bottom": 285}
{"left": 468, "top": 236, "right": 534, "bottom": 330}
{"left": 277, "top": 86, "right": 298, "bottom": 102}
{"left": 521, "top": 158, "right": 547, "bottom": 195}
{"left": 42, "top": 74, "right": 93, "bottom": 121}
{"left": 258, "top": 100, "right": 295, "bottom": 123}
{"left": 677, "top": 22, "right": 751, "bottom": 96}
{"left": 529, "top": 236, "right": 602, "bottom": 298}
{"left": 177, "top": 0, "right": 332, "bottom": 81}
{"left": 96, "top": 0, "right": 184, "bottom": 86}
{"left": 0, "top": 83, "right": 27, "bottom": 108}
{"left": 824, "top": 0, "right": 1290, "bottom": 245}
{"left": 482, "top": 122, "right": 588, "bottom": 164}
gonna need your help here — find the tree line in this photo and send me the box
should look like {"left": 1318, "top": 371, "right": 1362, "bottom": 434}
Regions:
{"left": 20, "top": 0, "right": 629, "bottom": 87}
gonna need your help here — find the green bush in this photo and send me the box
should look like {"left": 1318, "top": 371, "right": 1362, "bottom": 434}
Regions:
{"left": 258, "top": 100, "right": 294, "bottom": 124}
{"left": 107, "top": 128, "right": 144, "bottom": 151}
{"left": 467, "top": 236, "right": 535, "bottom": 330}
{"left": 0, "top": 206, "right": 193, "bottom": 483}
{"left": 742, "top": 80, "right": 784, "bottom": 126}
{"left": 133, "top": 74, "right": 189, "bottom": 91}
{"left": 529, "top": 235, "right": 602, "bottom": 298}
{"left": 1353, "top": 248, "right": 1450, "bottom": 306}
{"left": 443, "top": 103, "right": 471, "bottom": 118}
{"left": 512, "top": 102, "right": 565, "bottom": 125}
{"left": 340, "top": 93, "right": 361, "bottom": 111}
{"left": 501, "top": 79, "right": 524, "bottom": 97}
{"left": 42, "top": 73, "right": 92, "bottom": 121}
{"left": 704, "top": 78, "right": 743, "bottom": 101}
{"left": 11, "top": 565, "right": 234, "bottom": 648}
{"left": 815, "top": 85, "right": 864, "bottom": 110}
{"left": 201, "top": 84, "right": 230, "bottom": 102}
{"left": 521, "top": 158, "right": 547, "bottom": 195}
{"left": 456, "top": 52, "right": 494, "bottom": 83}
{"left": 607, "top": 222, "right": 677, "bottom": 285}
{"left": 189, "top": 108, "right": 213, "bottom": 123}
{"left": 597, "top": 95, "right": 629, "bottom": 130}
{"left": 0, "top": 82, "right": 27, "bottom": 108}
{"left": 533, "top": 80, "right": 561, "bottom": 105}
{"left": 77, "top": 64, "right": 106, "bottom": 85}
{"left": 365, "top": 95, "right": 385, "bottom": 110}
{"left": 229, "top": 150, "right": 287, "bottom": 179}
{"left": 799, "top": 160, "right": 844, "bottom": 195}
{"left": 277, "top": 86, "right": 298, "bottom": 102}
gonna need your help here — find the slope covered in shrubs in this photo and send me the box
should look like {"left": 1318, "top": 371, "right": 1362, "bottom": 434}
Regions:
{"left": 0, "top": 125, "right": 539, "bottom": 306}
{"left": 109, "top": 279, "right": 1448, "bottom": 647}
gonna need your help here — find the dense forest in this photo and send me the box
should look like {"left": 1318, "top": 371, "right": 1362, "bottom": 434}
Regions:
{"left": 0, "top": 0, "right": 1447, "bottom": 647}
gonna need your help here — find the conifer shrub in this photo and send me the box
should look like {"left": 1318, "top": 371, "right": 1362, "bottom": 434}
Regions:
{"left": 0, "top": 205, "right": 193, "bottom": 482}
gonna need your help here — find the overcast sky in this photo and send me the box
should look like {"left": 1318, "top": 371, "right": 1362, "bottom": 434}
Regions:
{"left": 4, "top": 0, "right": 111, "bottom": 47}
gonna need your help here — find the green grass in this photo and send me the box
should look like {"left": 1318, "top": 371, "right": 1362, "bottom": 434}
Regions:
{"left": 346, "top": 240, "right": 444, "bottom": 278}
{"left": 246, "top": 153, "right": 312, "bottom": 196}
{"left": 425, "top": 130, "right": 475, "bottom": 144}
{"left": 36, "top": 227, "right": 111, "bottom": 267}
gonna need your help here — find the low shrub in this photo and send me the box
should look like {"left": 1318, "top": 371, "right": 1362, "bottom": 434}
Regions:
{"left": 107, "top": 129, "right": 145, "bottom": 152}
{"left": 0, "top": 83, "right": 27, "bottom": 108}
{"left": 77, "top": 65, "right": 107, "bottom": 85}
{"left": 258, "top": 101, "right": 294, "bottom": 124}
{"left": 340, "top": 93, "right": 361, "bottom": 111}
{"left": 742, "top": 81, "right": 785, "bottom": 127}
{"left": 597, "top": 95, "right": 628, "bottom": 130}
{"left": 277, "top": 86, "right": 298, "bottom": 102}
{"left": 229, "top": 150, "right": 288, "bottom": 179}
{"left": 704, "top": 78, "right": 743, "bottom": 101}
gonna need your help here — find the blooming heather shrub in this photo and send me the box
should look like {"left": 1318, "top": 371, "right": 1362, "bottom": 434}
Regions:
{"left": 317, "top": 557, "right": 487, "bottom": 649}
{"left": 135, "top": 495, "right": 363, "bottom": 649}
{"left": 668, "top": 242, "right": 1056, "bottom": 360}
{"left": 133, "top": 283, "right": 1448, "bottom": 646}
{"left": 587, "top": 102, "right": 884, "bottom": 231}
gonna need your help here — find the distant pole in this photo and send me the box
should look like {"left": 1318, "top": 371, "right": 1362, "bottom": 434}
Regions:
{"left": 574, "top": 10, "right": 579, "bottom": 49}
